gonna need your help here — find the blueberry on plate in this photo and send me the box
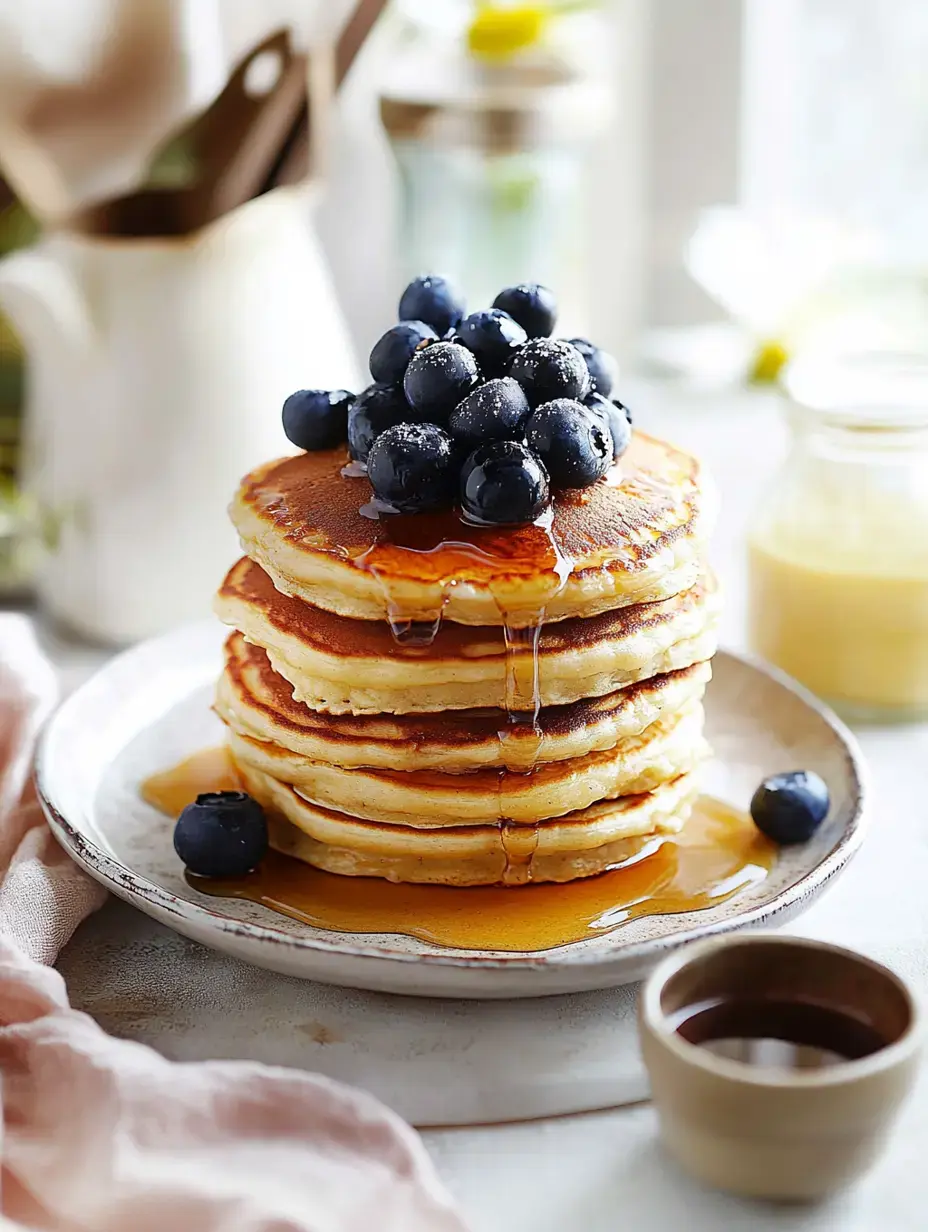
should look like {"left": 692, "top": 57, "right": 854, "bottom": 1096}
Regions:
{"left": 750, "top": 770, "right": 831, "bottom": 845}
{"left": 568, "top": 337, "right": 619, "bottom": 398}
{"left": 508, "top": 338, "right": 590, "bottom": 407}
{"left": 367, "top": 421, "right": 456, "bottom": 513}
{"left": 492, "top": 283, "right": 557, "bottom": 339}
{"left": 585, "top": 391, "right": 631, "bottom": 462}
{"left": 369, "top": 320, "right": 437, "bottom": 385}
{"left": 282, "top": 389, "right": 353, "bottom": 451}
{"left": 398, "top": 275, "right": 465, "bottom": 337}
{"left": 404, "top": 340, "right": 480, "bottom": 418}
{"left": 174, "top": 791, "right": 268, "bottom": 878}
{"left": 448, "top": 377, "right": 530, "bottom": 449}
{"left": 347, "top": 383, "right": 408, "bottom": 463}
{"left": 525, "top": 398, "right": 613, "bottom": 489}
{"left": 460, "top": 439, "right": 550, "bottom": 525}
{"left": 457, "top": 309, "right": 527, "bottom": 371}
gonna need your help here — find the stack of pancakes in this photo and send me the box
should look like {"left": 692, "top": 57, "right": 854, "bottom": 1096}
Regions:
{"left": 214, "top": 431, "right": 718, "bottom": 886}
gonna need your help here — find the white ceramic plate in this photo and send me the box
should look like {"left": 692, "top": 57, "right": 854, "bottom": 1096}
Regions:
{"left": 37, "top": 622, "right": 866, "bottom": 999}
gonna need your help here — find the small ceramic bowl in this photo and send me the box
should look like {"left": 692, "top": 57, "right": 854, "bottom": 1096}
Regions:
{"left": 639, "top": 934, "right": 922, "bottom": 1200}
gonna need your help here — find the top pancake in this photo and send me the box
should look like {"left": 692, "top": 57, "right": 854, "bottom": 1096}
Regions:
{"left": 230, "top": 431, "right": 711, "bottom": 627}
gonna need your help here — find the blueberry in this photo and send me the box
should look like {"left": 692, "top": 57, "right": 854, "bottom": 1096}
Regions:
{"left": 404, "top": 341, "right": 480, "bottom": 418}
{"left": 750, "top": 770, "right": 831, "bottom": 845}
{"left": 492, "top": 283, "right": 557, "bottom": 338}
{"left": 282, "top": 389, "right": 353, "bottom": 451}
{"left": 398, "top": 275, "right": 465, "bottom": 336}
{"left": 508, "top": 338, "right": 590, "bottom": 407}
{"left": 525, "top": 398, "right": 613, "bottom": 489}
{"left": 174, "top": 791, "right": 268, "bottom": 878}
{"left": 568, "top": 337, "right": 619, "bottom": 398}
{"left": 457, "top": 309, "right": 527, "bottom": 371}
{"left": 448, "top": 378, "right": 530, "bottom": 449}
{"left": 367, "top": 422, "right": 455, "bottom": 513}
{"left": 460, "top": 439, "right": 550, "bottom": 525}
{"left": 585, "top": 391, "right": 631, "bottom": 462}
{"left": 347, "top": 384, "right": 408, "bottom": 463}
{"left": 369, "top": 321, "right": 437, "bottom": 385}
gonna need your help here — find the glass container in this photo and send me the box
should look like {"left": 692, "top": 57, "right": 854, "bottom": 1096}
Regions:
{"left": 748, "top": 351, "right": 928, "bottom": 723}
{"left": 378, "top": 6, "right": 611, "bottom": 329}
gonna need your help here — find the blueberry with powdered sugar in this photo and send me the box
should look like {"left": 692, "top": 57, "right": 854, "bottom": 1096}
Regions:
{"left": 367, "top": 421, "right": 456, "bottom": 513}
{"left": 448, "top": 378, "right": 530, "bottom": 449}
{"left": 404, "top": 341, "right": 480, "bottom": 418}
{"left": 507, "top": 338, "right": 591, "bottom": 407}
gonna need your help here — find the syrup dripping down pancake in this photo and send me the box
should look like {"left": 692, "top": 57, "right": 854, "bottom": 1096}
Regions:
{"left": 215, "top": 558, "right": 720, "bottom": 714}
{"left": 216, "top": 632, "right": 712, "bottom": 772}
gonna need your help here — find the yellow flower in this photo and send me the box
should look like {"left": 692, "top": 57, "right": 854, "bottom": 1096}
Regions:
{"left": 747, "top": 338, "right": 790, "bottom": 386}
{"left": 467, "top": 4, "right": 550, "bottom": 61}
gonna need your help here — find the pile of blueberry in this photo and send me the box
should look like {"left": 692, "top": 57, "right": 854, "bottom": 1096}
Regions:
{"left": 281, "top": 276, "right": 632, "bottom": 525}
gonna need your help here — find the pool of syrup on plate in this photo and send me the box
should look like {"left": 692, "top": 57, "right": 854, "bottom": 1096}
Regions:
{"left": 141, "top": 747, "right": 775, "bottom": 953}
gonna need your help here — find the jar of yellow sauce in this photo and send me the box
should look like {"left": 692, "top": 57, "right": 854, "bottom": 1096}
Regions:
{"left": 748, "top": 352, "right": 928, "bottom": 723}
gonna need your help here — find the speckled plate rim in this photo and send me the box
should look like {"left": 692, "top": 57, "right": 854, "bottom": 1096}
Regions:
{"left": 35, "top": 621, "right": 867, "bottom": 994}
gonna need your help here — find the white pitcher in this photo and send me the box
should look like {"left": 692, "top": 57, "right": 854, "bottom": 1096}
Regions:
{"left": 0, "top": 186, "right": 360, "bottom": 644}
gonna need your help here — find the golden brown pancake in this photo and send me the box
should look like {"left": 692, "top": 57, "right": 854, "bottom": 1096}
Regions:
{"left": 229, "top": 432, "right": 712, "bottom": 626}
{"left": 236, "top": 758, "right": 700, "bottom": 885}
{"left": 214, "top": 557, "right": 720, "bottom": 713}
{"left": 216, "top": 632, "right": 712, "bottom": 772}
{"left": 223, "top": 701, "right": 707, "bottom": 827}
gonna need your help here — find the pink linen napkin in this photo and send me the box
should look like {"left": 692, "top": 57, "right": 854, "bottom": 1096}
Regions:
{"left": 0, "top": 616, "right": 469, "bottom": 1232}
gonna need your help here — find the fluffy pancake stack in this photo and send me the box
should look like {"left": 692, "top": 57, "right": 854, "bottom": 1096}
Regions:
{"left": 214, "top": 432, "right": 718, "bottom": 886}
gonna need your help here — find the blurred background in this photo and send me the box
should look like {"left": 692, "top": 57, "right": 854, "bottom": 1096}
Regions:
{"left": 0, "top": 0, "right": 926, "bottom": 648}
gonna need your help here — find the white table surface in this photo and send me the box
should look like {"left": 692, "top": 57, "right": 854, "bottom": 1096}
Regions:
{"left": 46, "top": 381, "right": 928, "bottom": 1229}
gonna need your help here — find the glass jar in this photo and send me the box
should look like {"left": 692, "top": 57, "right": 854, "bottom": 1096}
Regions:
{"left": 748, "top": 351, "right": 928, "bottom": 723}
{"left": 377, "top": 5, "right": 612, "bottom": 329}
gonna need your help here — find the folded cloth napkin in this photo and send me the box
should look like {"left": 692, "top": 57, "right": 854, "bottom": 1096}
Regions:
{"left": 0, "top": 616, "right": 468, "bottom": 1232}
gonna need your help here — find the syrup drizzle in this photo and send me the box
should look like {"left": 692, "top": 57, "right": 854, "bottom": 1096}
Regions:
{"left": 385, "top": 615, "right": 445, "bottom": 648}
{"left": 140, "top": 749, "right": 776, "bottom": 952}
{"left": 344, "top": 495, "right": 574, "bottom": 879}
{"left": 499, "top": 821, "right": 540, "bottom": 888}
{"left": 496, "top": 620, "right": 545, "bottom": 882}
{"left": 498, "top": 619, "right": 545, "bottom": 769}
